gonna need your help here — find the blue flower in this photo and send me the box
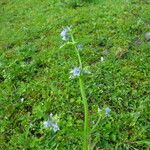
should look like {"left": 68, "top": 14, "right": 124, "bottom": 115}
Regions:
{"left": 52, "top": 123, "right": 60, "bottom": 132}
{"left": 69, "top": 67, "right": 81, "bottom": 79}
{"left": 43, "top": 120, "right": 52, "bottom": 128}
{"left": 60, "top": 27, "right": 70, "bottom": 41}
{"left": 105, "top": 107, "right": 111, "bottom": 117}
{"left": 43, "top": 113, "right": 60, "bottom": 132}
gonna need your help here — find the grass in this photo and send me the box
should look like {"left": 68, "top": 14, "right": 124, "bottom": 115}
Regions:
{"left": 0, "top": 0, "right": 150, "bottom": 149}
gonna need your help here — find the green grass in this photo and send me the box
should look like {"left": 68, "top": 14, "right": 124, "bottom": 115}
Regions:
{"left": 0, "top": 0, "right": 150, "bottom": 149}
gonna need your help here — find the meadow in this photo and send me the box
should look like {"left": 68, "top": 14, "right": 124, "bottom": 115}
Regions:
{"left": 0, "top": 0, "right": 150, "bottom": 149}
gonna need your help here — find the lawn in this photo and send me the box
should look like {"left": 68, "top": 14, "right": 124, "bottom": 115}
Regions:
{"left": 0, "top": 0, "right": 150, "bottom": 149}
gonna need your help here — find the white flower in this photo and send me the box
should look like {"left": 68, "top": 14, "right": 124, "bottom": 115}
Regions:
{"left": 101, "top": 57, "right": 104, "bottom": 62}
{"left": 49, "top": 113, "right": 53, "bottom": 117}
{"left": 20, "top": 98, "right": 24, "bottom": 103}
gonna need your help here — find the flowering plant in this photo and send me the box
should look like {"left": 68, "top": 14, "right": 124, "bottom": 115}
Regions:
{"left": 60, "top": 26, "right": 90, "bottom": 150}
{"left": 60, "top": 26, "right": 111, "bottom": 150}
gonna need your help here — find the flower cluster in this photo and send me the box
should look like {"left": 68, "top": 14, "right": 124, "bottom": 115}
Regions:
{"left": 43, "top": 113, "right": 60, "bottom": 132}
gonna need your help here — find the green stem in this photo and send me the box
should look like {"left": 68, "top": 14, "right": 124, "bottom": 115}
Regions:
{"left": 71, "top": 34, "right": 82, "bottom": 69}
{"left": 71, "top": 33, "right": 89, "bottom": 150}
{"left": 79, "top": 77, "right": 89, "bottom": 150}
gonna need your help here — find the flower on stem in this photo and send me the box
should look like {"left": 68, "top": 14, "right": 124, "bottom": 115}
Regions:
{"left": 69, "top": 67, "right": 81, "bottom": 79}
{"left": 60, "top": 26, "right": 70, "bottom": 41}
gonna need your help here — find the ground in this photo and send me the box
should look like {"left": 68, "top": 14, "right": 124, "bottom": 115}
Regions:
{"left": 0, "top": 0, "right": 150, "bottom": 149}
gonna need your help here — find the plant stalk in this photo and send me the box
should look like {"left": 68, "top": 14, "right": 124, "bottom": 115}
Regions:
{"left": 71, "top": 33, "right": 89, "bottom": 150}
{"left": 79, "top": 77, "right": 89, "bottom": 150}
